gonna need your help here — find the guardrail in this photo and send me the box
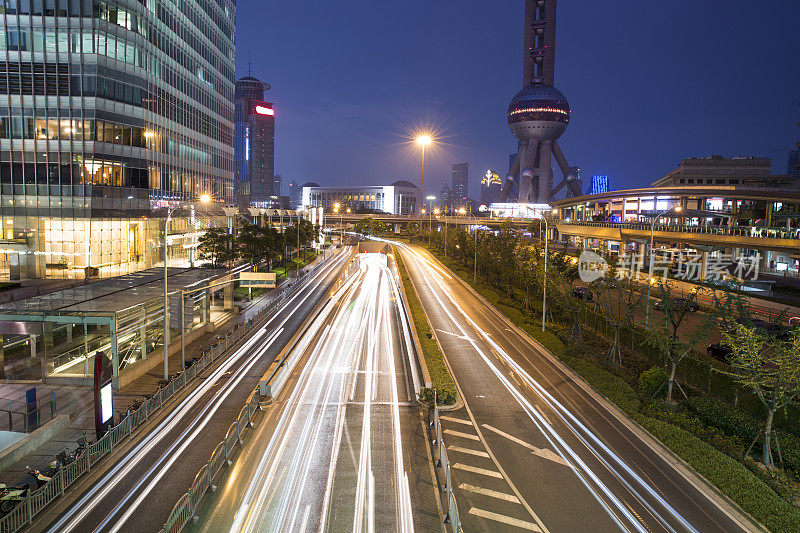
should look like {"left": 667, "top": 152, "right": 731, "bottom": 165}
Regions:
{"left": 161, "top": 386, "right": 262, "bottom": 533}
{"left": 430, "top": 400, "right": 462, "bottom": 533}
{"left": 0, "top": 391, "right": 57, "bottom": 432}
{"left": 0, "top": 252, "right": 340, "bottom": 533}
{"left": 559, "top": 221, "right": 800, "bottom": 240}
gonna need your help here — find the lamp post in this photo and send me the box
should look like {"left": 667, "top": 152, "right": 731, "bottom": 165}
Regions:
{"left": 416, "top": 134, "right": 432, "bottom": 229}
{"left": 532, "top": 213, "right": 549, "bottom": 332}
{"left": 426, "top": 195, "right": 436, "bottom": 244}
{"left": 164, "top": 194, "right": 210, "bottom": 381}
{"left": 645, "top": 206, "right": 683, "bottom": 331}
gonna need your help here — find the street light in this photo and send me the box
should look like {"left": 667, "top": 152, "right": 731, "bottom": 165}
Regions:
{"left": 164, "top": 194, "right": 210, "bottom": 381}
{"left": 530, "top": 212, "right": 550, "bottom": 332}
{"left": 333, "top": 203, "right": 343, "bottom": 245}
{"left": 644, "top": 205, "right": 683, "bottom": 331}
{"left": 426, "top": 195, "right": 436, "bottom": 243}
{"left": 416, "top": 134, "right": 433, "bottom": 228}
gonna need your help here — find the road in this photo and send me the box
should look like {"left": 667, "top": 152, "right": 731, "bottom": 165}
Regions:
{"left": 192, "top": 252, "right": 440, "bottom": 533}
{"left": 32, "top": 248, "right": 352, "bottom": 533}
{"left": 398, "top": 243, "right": 756, "bottom": 533}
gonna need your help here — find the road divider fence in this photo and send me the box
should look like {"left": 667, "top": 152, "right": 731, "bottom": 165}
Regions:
{"left": 160, "top": 385, "right": 263, "bottom": 533}
{"left": 431, "top": 400, "right": 462, "bottom": 533}
{"left": 0, "top": 252, "right": 339, "bottom": 533}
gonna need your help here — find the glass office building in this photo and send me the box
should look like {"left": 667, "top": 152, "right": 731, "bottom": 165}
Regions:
{"left": 0, "top": 0, "right": 236, "bottom": 280}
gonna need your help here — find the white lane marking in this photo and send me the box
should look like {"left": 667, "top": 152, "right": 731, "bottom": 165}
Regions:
{"left": 441, "top": 416, "right": 472, "bottom": 426}
{"left": 482, "top": 424, "right": 569, "bottom": 467}
{"left": 469, "top": 508, "right": 541, "bottom": 531}
{"left": 435, "top": 328, "right": 473, "bottom": 342}
{"left": 459, "top": 483, "right": 520, "bottom": 504}
{"left": 444, "top": 429, "right": 480, "bottom": 441}
{"left": 452, "top": 463, "right": 503, "bottom": 479}
{"left": 447, "top": 445, "right": 489, "bottom": 458}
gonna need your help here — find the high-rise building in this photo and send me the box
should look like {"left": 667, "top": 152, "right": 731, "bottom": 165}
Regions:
{"left": 451, "top": 163, "right": 468, "bottom": 205}
{"left": 274, "top": 173, "right": 283, "bottom": 197}
{"left": 590, "top": 174, "right": 610, "bottom": 195}
{"left": 481, "top": 170, "right": 501, "bottom": 206}
{"left": 439, "top": 182, "right": 453, "bottom": 211}
{"left": 288, "top": 179, "right": 301, "bottom": 208}
{"left": 0, "top": 0, "right": 236, "bottom": 280}
{"left": 235, "top": 76, "right": 275, "bottom": 207}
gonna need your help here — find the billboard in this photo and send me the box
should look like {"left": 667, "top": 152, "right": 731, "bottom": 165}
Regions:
{"left": 239, "top": 272, "right": 276, "bottom": 288}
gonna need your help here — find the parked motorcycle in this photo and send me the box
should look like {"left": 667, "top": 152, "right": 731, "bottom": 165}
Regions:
{"left": 0, "top": 483, "right": 29, "bottom": 516}
{"left": 26, "top": 462, "right": 58, "bottom": 489}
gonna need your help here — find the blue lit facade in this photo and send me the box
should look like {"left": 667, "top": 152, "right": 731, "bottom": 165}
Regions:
{"left": 590, "top": 174, "right": 609, "bottom": 195}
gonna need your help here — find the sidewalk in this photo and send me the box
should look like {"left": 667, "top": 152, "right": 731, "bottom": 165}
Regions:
{"left": 0, "top": 255, "right": 328, "bottom": 488}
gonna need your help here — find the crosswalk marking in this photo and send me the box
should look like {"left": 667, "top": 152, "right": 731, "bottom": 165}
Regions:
{"left": 452, "top": 463, "right": 503, "bottom": 478}
{"left": 459, "top": 483, "right": 520, "bottom": 503}
{"left": 444, "top": 429, "right": 480, "bottom": 441}
{"left": 482, "top": 424, "right": 568, "bottom": 467}
{"left": 469, "top": 508, "right": 542, "bottom": 531}
{"left": 441, "top": 415, "right": 472, "bottom": 426}
{"left": 447, "top": 445, "right": 489, "bottom": 458}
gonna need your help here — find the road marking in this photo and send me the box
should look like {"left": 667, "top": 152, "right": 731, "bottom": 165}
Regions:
{"left": 441, "top": 415, "right": 472, "bottom": 426}
{"left": 447, "top": 445, "right": 489, "bottom": 458}
{"left": 452, "top": 463, "right": 503, "bottom": 478}
{"left": 444, "top": 429, "right": 480, "bottom": 441}
{"left": 482, "top": 424, "right": 569, "bottom": 467}
{"left": 459, "top": 483, "right": 520, "bottom": 503}
{"left": 436, "top": 328, "right": 473, "bottom": 342}
{"left": 469, "top": 508, "right": 541, "bottom": 531}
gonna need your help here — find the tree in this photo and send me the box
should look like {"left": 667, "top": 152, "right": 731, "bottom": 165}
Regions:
{"left": 643, "top": 281, "right": 713, "bottom": 403}
{"left": 353, "top": 217, "right": 387, "bottom": 236}
{"left": 198, "top": 228, "right": 235, "bottom": 267}
{"left": 237, "top": 224, "right": 272, "bottom": 267}
{"left": 724, "top": 326, "right": 800, "bottom": 469}
{"left": 592, "top": 255, "right": 644, "bottom": 366}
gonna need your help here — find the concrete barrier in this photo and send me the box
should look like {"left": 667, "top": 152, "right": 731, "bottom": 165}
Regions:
{"left": 0, "top": 415, "right": 69, "bottom": 473}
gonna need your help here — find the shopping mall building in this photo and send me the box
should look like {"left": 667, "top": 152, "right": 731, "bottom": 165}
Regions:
{"left": 0, "top": 0, "right": 236, "bottom": 281}
{"left": 551, "top": 157, "right": 800, "bottom": 274}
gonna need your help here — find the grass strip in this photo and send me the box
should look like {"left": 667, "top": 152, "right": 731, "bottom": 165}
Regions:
{"left": 394, "top": 247, "right": 457, "bottom": 405}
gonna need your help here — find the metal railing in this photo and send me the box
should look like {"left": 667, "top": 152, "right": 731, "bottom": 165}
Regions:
{"left": 0, "top": 392, "right": 57, "bottom": 432}
{"left": 0, "top": 251, "right": 341, "bottom": 533}
{"left": 559, "top": 220, "right": 800, "bottom": 240}
{"left": 160, "top": 386, "right": 262, "bottom": 533}
{"left": 431, "top": 401, "right": 462, "bottom": 533}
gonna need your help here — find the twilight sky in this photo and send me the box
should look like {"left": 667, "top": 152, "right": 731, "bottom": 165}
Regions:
{"left": 234, "top": 0, "right": 800, "bottom": 198}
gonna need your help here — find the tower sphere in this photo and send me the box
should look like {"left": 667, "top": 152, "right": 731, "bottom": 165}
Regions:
{"left": 507, "top": 84, "right": 570, "bottom": 142}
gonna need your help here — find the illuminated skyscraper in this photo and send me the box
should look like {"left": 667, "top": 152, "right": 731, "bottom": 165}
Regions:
{"left": 452, "top": 163, "right": 469, "bottom": 205}
{"left": 590, "top": 174, "right": 610, "bottom": 195}
{"left": 235, "top": 76, "right": 275, "bottom": 207}
{"left": 481, "top": 170, "right": 501, "bottom": 205}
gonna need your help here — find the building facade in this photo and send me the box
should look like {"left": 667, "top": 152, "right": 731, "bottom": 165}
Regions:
{"left": 590, "top": 174, "right": 609, "bottom": 195}
{"left": 302, "top": 181, "right": 419, "bottom": 215}
{"left": 451, "top": 162, "right": 468, "bottom": 206}
{"left": 0, "top": 0, "right": 236, "bottom": 280}
{"left": 234, "top": 75, "right": 274, "bottom": 207}
{"left": 288, "top": 178, "right": 300, "bottom": 208}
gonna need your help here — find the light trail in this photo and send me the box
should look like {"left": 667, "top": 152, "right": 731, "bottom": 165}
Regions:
{"left": 47, "top": 249, "right": 351, "bottom": 533}
{"left": 226, "top": 254, "right": 415, "bottom": 533}
{"left": 399, "top": 243, "right": 700, "bottom": 533}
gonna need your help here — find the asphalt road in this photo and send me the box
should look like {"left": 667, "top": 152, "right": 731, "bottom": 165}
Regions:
{"left": 399, "top": 243, "right": 756, "bottom": 533}
{"left": 192, "top": 252, "right": 440, "bottom": 533}
{"left": 31, "top": 248, "right": 352, "bottom": 533}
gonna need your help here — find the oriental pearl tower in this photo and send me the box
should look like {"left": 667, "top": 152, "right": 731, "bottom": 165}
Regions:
{"left": 500, "top": 0, "right": 582, "bottom": 204}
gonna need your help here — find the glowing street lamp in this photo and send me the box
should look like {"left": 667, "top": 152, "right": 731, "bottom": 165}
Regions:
{"left": 416, "top": 133, "right": 433, "bottom": 225}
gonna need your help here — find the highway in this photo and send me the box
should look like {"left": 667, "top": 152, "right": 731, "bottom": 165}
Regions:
{"left": 192, "top": 252, "right": 439, "bottom": 533}
{"left": 397, "top": 243, "right": 756, "bottom": 533}
{"left": 31, "top": 248, "right": 352, "bottom": 533}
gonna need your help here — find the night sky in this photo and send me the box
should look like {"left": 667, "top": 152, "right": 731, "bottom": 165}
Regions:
{"left": 234, "top": 0, "right": 800, "bottom": 197}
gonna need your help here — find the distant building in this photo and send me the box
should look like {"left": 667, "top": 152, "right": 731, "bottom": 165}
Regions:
{"left": 789, "top": 150, "right": 799, "bottom": 180}
{"left": 481, "top": 170, "right": 502, "bottom": 206}
{"left": 235, "top": 76, "right": 275, "bottom": 207}
{"left": 302, "top": 181, "right": 419, "bottom": 215}
{"left": 439, "top": 182, "right": 453, "bottom": 211}
{"left": 590, "top": 175, "right": 610, "bottom": 195}
{"left": 452, "top": 163, "right": 469, "bottom": 205}
{"left": 288, "top": 179, "right": 301, "bottom": 208}
{"left": 274, "top": 174, "right": 283, "bottom": 197}
{"left": 650, "top": 156, "right": 795, "bottom": 189}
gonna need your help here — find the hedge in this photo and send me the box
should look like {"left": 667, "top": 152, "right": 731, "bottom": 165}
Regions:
{"left": 393, "top": 247, "right": 457, "bottom": 405}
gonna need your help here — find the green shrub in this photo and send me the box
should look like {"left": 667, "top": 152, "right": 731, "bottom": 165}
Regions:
{"left": 639, "top": 367, "right": 668, "bottom": 398}
{"left": 685, "top": 396, "right": 761, "bottom": 444}
{"left": 561, "top": 355, "right": 640, "bottom": 415}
